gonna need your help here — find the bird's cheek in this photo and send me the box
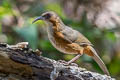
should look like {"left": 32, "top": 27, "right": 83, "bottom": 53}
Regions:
{"left": 49, "top": 20, "right": 56, "bottom": 25}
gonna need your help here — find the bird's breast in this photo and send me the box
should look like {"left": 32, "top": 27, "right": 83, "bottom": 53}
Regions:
{"left": 47, "top": 29, "right": 79, "bottom": 54}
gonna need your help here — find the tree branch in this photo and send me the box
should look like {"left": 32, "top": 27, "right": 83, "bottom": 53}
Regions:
{"left": 0, "top": 42, "right": 115, "bottom": 80}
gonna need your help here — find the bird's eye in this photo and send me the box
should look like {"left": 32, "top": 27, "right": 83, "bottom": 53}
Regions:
{"left": 43, "top": 13, "right": 51, "bottom": 19}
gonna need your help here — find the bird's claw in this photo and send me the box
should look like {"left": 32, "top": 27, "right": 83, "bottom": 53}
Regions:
{"left": 58, "top": 60, "right": 68, "bottom": 65}
{"left": 58, "top": 60, "right": 78, "bottom": 66}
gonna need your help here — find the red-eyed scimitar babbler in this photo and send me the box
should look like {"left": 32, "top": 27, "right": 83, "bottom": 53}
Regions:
{"left": 32, "top": 11, "right": 110, "bottom": 75}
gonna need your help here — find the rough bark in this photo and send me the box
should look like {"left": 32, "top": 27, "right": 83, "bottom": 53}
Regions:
{"left": 0, "top": 42, "right": 115, "bottom": 80}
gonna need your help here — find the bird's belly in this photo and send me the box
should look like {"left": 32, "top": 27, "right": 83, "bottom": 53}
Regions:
{"left": 48, "top": 35, "right": 79, "bottom": 54}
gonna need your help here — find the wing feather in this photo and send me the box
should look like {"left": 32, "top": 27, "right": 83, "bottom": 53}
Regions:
{"left": 61, "top": 26, "right": 93, "bottom": 46}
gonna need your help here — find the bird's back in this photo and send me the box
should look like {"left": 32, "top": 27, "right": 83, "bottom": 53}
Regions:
{"left": 63, "top": 26, "right": 92, "bottom": 46}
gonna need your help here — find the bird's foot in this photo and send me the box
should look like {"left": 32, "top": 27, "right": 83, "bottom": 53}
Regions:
{"left": 58, "top": 60, "right": 78, "bottom": 67}
{"left": 58, "top": 60, "right": 68, "bottom": 65}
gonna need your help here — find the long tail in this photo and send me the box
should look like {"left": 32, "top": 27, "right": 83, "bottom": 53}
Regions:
{"left": 85, "top": 46, "right": 110, "bottom": 76}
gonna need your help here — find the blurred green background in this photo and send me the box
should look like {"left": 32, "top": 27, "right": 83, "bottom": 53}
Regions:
{"left": 0, "top": 0, "right": 120, "bottom": 79}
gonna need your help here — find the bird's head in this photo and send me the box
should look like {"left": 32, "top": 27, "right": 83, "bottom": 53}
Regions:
{"left": 32, "top": 11, "right": 59, "bottom": 24}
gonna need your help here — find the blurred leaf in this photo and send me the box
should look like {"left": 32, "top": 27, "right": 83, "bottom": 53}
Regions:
{"left": 0, "top": 0, "right": 12, "bottom": 17}
{"left": 39, "top": 40, "right": 55, "bottom": 50}
{"left": 0, "top": 23, "right": 2, "bottom": 34}
{"left": 109, "top": 58, "right": 120, "bottom": 75}
{"left": 80, "top": 13, "right": 92, "bottom": 28}
{"left": 92, "top": 60, "right": 103, "bottom": 73}
{"left": 64, "top": 55, "right": 74, "bottom": 61}
{"left": 105, "top": 32, "right": 116, "bottom": 42}
{"left": 24, "top": 2, "right": 45, "bottom": 16}
{"left": 45, "top": 3, "right": 66, "bottom": 18}
{"left": 14, "top": 25, "right": 38, "bottom": 49}
{"left": 0, "top": 34, "right": 7, "bottom": 42}
{"left": 7, "top": 35, "right": 15, "bottom": 44}
{"left": 82, "top": 55, "right": 92, "bottom": 62}
{"left": 2, "top": 0, "right": 12, "bottom": 8}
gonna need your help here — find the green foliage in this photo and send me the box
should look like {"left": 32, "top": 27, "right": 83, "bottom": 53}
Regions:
{"left": 105, "top": 31, "right": 116, "bottom": 42}
{"left": 39, "top": 40, "right": 54, "bottom": 51}
{"left": 0, "top": 0, "right": 13, "bottom": 17}
{"left": 45, "top": 3, "right": 66, "bottom": 18}
{"left": 0, "top": 23, "right": 2, "bottom": 34}
{"left": 14, "top": 25, "right": 38, "bottom": 49}
{"left": 109, "top": 58, "right": 120, "bottom": 75}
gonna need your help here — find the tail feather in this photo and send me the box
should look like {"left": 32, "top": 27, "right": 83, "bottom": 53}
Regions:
{"left": 87, "top": 46, "right": 110, "bottom": 76}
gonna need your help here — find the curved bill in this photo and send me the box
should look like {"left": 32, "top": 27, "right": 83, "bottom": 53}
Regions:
{"left": 32, "top": 16, "right": 44, "bottom": 24}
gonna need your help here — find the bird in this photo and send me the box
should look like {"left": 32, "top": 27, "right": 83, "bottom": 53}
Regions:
{"left": 32, "top": 11, "right": 110, "bottom": 75}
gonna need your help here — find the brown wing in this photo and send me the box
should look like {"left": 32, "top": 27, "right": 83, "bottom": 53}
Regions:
{"left": 74, "top": 32, "right": 93, "bottom": 47}
{"left": 61, "top": 26, "right": 93, "bottom": 47}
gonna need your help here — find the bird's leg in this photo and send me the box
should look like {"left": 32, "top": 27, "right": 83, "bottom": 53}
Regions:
{"left": 67, "top": 54, "right": 82, "bottom": 65}
{"left": 67, "top": 44, "right": 84, "bottom": 65}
